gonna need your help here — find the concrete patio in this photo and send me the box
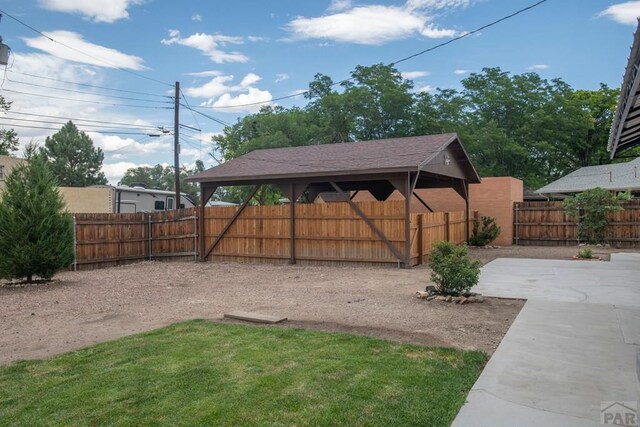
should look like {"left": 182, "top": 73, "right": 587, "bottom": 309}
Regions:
{"left": 453, "top": 253, "right": 640, "bottom": 427}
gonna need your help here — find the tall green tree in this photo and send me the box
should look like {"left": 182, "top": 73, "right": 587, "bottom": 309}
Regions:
{"left": 0, "top": 96, "right": 19, "bottom": 155}
{"left": 119, "top": 160, "right": 204, "bottom": 204}
{"left": 0, "top": 153, "right": 74, "bottom": 283}
{"left": 39, "top": 121, "right": 107, "bottom": 186}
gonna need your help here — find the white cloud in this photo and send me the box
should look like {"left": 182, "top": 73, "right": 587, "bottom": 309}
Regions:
{"left": 247, "top": 36, "right": 267, "bottom": 42}
{"left": 23, "top": 31, "right": 146, "bottom": 70}
{"left": 416, "top": 84, "right": 434, "bottom": 93}
{"left": 275, "top": 73, "right": 290, "bottom": 83}
{"left": 328, "top": 0, "right": 352, "bottom": 12}
{"left": 421, "top": 24, "right": 459, "bottom": 38}
{"left": 210, "top": 88, "right": 273, "bottom": 113}
{"left": 39, "top": 0, "right": 142, "bottom": 23}
{"left": 406, "top": 0, "right": 471, "bottom": 11}
{"left": 185, "top": 70, "right": 224, "bottom": 77}
{"left": 288, "top": 89, "right": 308, "bottom": 96}
{"left": 527, "top": 64, "right": 549, "bottom": 70}
{"left": 191, "top": 13, "right": 202, "bottom": 21}
{"left": 185, "top": 72, "right": 273, "bottom": 113}
{"left": 102, "top": 161, "right": 152, "bottom": 184}
{"left": 453, "top": 69, "right": 469, "bottom": 75}
{"left": 599, "top": 1, "right": 640, "bottom": 25}
{"left": 161, "top": 29, "right": 248, "bottom": 63}
{"left": 285, "top": 0, "right": 464, "bottom": 45}
{"left": 401, "top": 70, "right": 430, "bottom": 79}
{"left": 90, "top": 133, "right": 172, "bottom": 157}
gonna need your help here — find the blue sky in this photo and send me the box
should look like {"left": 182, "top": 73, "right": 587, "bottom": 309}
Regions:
{"left": 0, "top": 0, "right": 638, "bottom": 184}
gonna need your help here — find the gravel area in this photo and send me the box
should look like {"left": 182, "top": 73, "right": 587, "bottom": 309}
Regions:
{"left": 0, "top": 261, "right": 523, "bottom": 365}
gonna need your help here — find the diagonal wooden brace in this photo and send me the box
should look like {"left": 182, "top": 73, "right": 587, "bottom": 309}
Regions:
{"left": 329, "top": 181, "right": 405, "bottom": 263}
{"left": 203, "top": 185, "right": 260, "bottom": 260}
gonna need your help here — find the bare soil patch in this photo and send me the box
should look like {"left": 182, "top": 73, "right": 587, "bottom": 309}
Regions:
{"left": 0, "top": 261, "right": 523, "bottom": 364}
{"left": 468, "top": 245, "right": 639, "bottom": 265}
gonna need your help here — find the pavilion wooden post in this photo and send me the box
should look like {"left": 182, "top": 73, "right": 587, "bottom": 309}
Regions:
{"left": 289, "top": 183, "right": 296, "bottom": 265}
{"left": 203, "top": 185, "right": 259, "bottom": 260}
{"left": 404, "top": 172, "right": 412, "bottom": 268}
{"left": 199, "top": 184, "right": 217, "bottom": 261}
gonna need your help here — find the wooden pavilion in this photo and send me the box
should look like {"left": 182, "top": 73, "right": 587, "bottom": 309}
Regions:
{"left": 187, "top": 133, "right": 480, "bottom": 268}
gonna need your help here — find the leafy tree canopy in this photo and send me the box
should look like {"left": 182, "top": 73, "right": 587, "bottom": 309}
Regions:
{"left": 0, "top": 96, "right": 19, "bottom": 156}
{"left": 211, "top": 64, "right": 623, "bottom": 203}
{"left": 38, "top": 121, "right": 108, "bottom": 187}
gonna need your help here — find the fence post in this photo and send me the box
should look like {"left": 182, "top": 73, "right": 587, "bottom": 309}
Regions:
{"left": 416, "top": 214, "right": 424, "bottom": 265}
{"left": 193, "top": 209, "right": 198, "bottom": 262}
{"left": 444, "top": 212, "right": 450, "bottom": 242}
{"left": 73, "top": 215, "right": 77, "bottom": 272}
{"left": 148, "top": 214, "right": 152, "bottom": 261}
{"left": 513, "top": 203, "right": 519, "bottom": 246}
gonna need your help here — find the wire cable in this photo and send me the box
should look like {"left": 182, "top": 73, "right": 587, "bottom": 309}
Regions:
{"left": 1, "top": 88, "right": 173, "bottom": 109}
{"left": 4, "top": 110, "right": 164, "bottom": 131}
{"left": 6, "top": 70, "right": 172, "bottom": 99}
{"left": 1, "top": 116, "right": 163, "bottom": 133}
{"left": 0, "top": 9, "right": 173, "bottom": 87}
{"left": 0, "top": 122, "right": 151, "bottom": 135}
{"left": 5, "top": 76, "right": 173, "bottom": 104}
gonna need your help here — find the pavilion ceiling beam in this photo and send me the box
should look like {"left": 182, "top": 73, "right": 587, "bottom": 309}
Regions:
{"left": 203, "top": 185, "right": 260, "bottom": 260}
{"left": 330, "top": 181, "right": 405, "bottom": 263}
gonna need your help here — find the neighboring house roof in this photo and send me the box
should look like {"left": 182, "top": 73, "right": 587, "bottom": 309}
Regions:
{"left": 187, "top": 134, "right": 481, "bottom": 185}
{"left": 608, "top": 20, "right": 640, "bottom": 157}
{"left": 536, "top": 157, "right": 640, "bottom": 194}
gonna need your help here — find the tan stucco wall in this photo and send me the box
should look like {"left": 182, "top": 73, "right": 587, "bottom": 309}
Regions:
{"left": 352, "top": 177, "right": 523, "bottom": 246}
{"left": 0, "top": 155, "right": 25, "bottom": 193}
{"left": 58, "top": 187, "right": 113, "bottom": 213}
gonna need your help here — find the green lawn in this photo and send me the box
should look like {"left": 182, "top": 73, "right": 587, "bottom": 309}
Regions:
{"left": 0, "top": 320, "right": 485, "bottom": 426}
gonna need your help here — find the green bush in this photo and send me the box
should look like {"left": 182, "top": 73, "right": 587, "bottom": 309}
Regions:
{"left": 428, "top": 241, "right": 482, "bottom": 296}
{"left": 469, "top": 216, "right": 501, "bottom": 246}
{"left": 563, "top": 188, "right": 630, "bottom": 244}
{"left": 577, "top": 247, "right": 593, "bottom": 259}
{"left": 0, "top": 156, "right": 74, "bottom": 283}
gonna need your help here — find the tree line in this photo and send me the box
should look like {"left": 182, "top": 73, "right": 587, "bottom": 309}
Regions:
{"left": 214, "top": 64, "right": 630, "bottom": 193}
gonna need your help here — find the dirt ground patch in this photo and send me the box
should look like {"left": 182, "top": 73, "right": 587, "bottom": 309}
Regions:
{"left": 468, "top": 245, "right": 638, "bottom": 265}
{"left": 0, "top": 260, "right": 523, "bottom": 365}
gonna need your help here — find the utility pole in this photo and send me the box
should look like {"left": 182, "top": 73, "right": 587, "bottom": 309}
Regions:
{"left": 173, "top": 81, "right": 180, "bottom": 209}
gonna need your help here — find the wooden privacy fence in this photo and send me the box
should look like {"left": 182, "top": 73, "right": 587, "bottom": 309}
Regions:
{"left": 72, "top": 201, "right": 472, "bottom": 269}
{"left": 201, "top": 200, "right": 471, "bottom": 267}
{"left": 513, "top": 200, "right": 640, "bottom": 247}
{"left": 73, "top": 208, "right": 197, "bottom": 270}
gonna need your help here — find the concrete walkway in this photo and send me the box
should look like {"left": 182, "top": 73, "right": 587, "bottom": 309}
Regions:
{"left": 453, "top": 254, "right": 640, "bottom": 427}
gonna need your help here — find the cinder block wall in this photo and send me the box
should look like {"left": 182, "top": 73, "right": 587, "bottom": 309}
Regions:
{"left": 352, "top": 177, "right": 523, "bottom": 246}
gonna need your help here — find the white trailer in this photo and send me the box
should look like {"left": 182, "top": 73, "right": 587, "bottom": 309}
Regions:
{"left": 59, "top": 185, "right": 195, "bottom": 213}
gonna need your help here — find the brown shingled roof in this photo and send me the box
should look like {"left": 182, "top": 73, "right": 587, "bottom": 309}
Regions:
{"left": 188, "top": 133, "right": 479, "bottom": 184}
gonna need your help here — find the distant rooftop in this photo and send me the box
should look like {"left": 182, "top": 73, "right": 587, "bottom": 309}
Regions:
{"left": 536, "top": 157, "right": 640, "bottom": 195}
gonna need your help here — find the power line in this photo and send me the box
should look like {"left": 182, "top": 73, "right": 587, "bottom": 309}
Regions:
{"left": 1, "top": 116, "right": 163, "bottom": 133}
{"left": 1, "top": 88, "right": 173, "bottom": 109}
{"left": 6, "top": 77, "right": 173, "bottom": 104}
{"left": 5, "top": 110, "right": 164, "bottom": 130}
{"left": 0, "top": 9, "right": 173, "bottom": 88}
{"left": 0, "top": 122, "right": 151, "bottom": 135}
{"left": 6, "top": 70, "right": 172, "bottom": 99}
{"left": 187, "top": 0, "right": 549, "bottom": 111}
{"left": 180, "top": 103, "right": 233, "bottom": 126}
